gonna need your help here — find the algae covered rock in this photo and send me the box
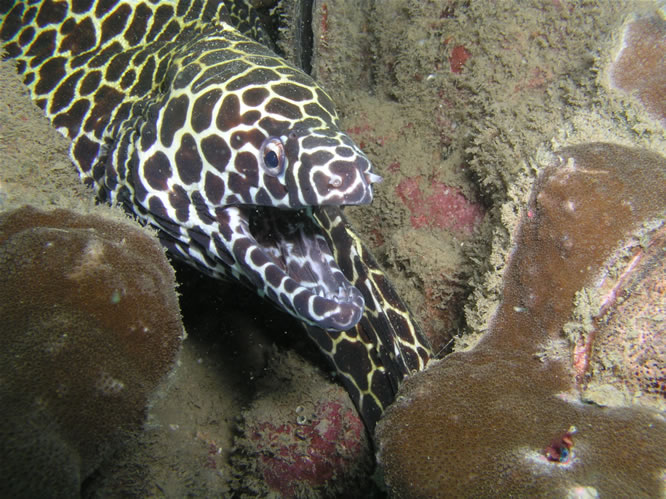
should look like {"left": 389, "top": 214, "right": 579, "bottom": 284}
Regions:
{"left": 231, "top": 350, "right": 374, "bottom": 497}
{"left": 0, "top": 206, "right": 185, "bottom": 497}
{"left": 376, "top": 144, "right": 666, "bottom": 497}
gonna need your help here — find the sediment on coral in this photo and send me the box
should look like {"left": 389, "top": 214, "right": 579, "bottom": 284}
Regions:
{"left": 0, "top": 206, "right": 184, "bottom": 498}
{"left": 376, "top": 143, "right": 666, "bottom": 497}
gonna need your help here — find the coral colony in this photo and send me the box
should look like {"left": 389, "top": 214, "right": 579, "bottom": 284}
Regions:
{"left": 0, "top": 207, "right": 184, "bottom": 496}
{"left": 376, "top": 144, "right": 666, "bottom": 497}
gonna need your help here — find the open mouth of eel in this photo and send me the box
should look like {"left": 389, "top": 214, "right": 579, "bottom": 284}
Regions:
{"left": 227, "top": 205, "right": 365, "bottom": 332}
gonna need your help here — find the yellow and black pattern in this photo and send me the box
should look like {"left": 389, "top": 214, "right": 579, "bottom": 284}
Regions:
{"left": 309, "top": 207, "right": 431, "bottom": 424}
{"left": 1, "top": 0, "right": 432, "bottom": 429}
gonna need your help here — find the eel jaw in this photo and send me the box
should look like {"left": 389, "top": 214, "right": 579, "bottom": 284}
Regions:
{"left": 223, "top": 205, "right": 364, "bottom": 331}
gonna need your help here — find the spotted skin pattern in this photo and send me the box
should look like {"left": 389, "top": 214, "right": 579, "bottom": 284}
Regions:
{"left": 1, "top": 0, "right": 432, "bottom": 428}
{"left": 309, "top": 207, "right": 431, "bottom": 424}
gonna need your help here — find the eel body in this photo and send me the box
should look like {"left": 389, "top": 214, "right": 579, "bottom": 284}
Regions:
{"left": 1, "top": 0, "right": 432, "bottom": 428}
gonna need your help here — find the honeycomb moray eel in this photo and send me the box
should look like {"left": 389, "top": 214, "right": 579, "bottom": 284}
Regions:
{"left": 1, "top": 0, "right": 432, "bottom": 428}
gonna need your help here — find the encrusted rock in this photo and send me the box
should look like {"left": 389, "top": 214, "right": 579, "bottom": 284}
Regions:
{"left": 231, "top": 350, "right": 374, "bottom": 497}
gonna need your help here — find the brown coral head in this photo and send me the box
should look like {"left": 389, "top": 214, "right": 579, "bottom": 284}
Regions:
{"left": 609, "top": 15, "right": 666, "bottom": 123}
{"left": 487, "top": 142, "right": 666, "bottom": 353}
{"left": 0, "top": 206, "right": 184, "bottom": 496}
{"left": 376, "top": 143, "right": 666, "bottom": 497}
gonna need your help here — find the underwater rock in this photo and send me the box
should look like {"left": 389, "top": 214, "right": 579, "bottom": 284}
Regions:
{"left": 0, "top": 206, "right": 184, "bottom": 498}
{"left": 393, "top": 176, "right": 485, "bottom": 349}
{"left": 231, "top": 350, "right": 374, "bottom": 497}
{"left": 376, "top": 143, "right": 666, "bottom": 497}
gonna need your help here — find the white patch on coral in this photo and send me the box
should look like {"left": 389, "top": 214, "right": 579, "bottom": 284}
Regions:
{"left": 519, "top": 446, "right": 578, "bottom": 473}
{"left": 67, "top": 238, "right": 109, "bottom": 280}
{"left": 97, "top": 371, "right": 126, "bottom": 395}
{"left": 566, "top": 485, "right": 599, "bottom": 498}
{"left": 555, "top": 391, "right": 586, "bottom": 405}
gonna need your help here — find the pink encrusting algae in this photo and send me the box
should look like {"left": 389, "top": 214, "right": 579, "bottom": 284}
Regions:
{"left": 396, "top": 177, "right": 485, "bottom": 235}
{"left": 231, "top": 352, "right": 373, "bottom": 496}
{"left": 249, "top": 400, "right": 365, "bottom": 496}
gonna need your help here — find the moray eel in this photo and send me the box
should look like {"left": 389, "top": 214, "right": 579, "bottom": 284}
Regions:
{"left": 1, "top": 0, "right": 432, "bottom": 428}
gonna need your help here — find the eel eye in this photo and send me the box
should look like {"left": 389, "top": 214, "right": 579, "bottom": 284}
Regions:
{"left": 260, "top": 136, "right": 285, "bottom": 176}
